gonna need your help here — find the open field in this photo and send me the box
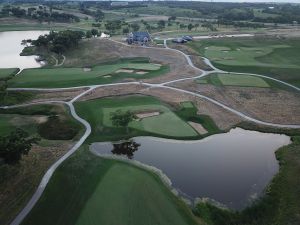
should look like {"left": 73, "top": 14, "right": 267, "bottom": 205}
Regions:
{"left": 189, "top": 38, "right": 300, "bottom": 87}
{"left": 197, "top": 73, "right": 270, "bottom": 88}
{"left": 9, "top": 59, "right": 167, "bottom": 88}
{"left": 75, "top": 95, "right": 199, "bottom": 141}
{"left": 21, "top": 147, "right": 199, "bottom": 225}
{"left": 0, "top": 104, "right": 82, "bottom": 225}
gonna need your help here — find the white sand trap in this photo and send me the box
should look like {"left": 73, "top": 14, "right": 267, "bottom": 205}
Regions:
{"left": 152, "top": 63, "right": 162, "bottom": 67}
{"left": 188, "top": 121, "right": 208, "bottom": 135}
{"left": 103, "top": 75, "right": 111, "bottom": 78}
{"left": 136, "top": 71, "right": 148, "bottom": 75}
{"left": 116, "top": 69, "right": 134, "bottom": 73}
{"left": 135, "top": 111, "right": 160, "bottom": 119}
{"left": 83, "top": 68, "right": 91, "bottom": 72}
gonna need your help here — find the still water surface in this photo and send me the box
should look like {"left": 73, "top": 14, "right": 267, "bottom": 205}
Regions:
{"left": 0, "top": 31, "right": 49, "bottom": 69}
{"left": 90, "top": 128, "right": 290, "bottom": 209}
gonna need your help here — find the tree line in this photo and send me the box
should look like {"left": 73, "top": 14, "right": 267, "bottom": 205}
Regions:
{"left": 0, "top": 5, "right": 80, "bottom": 23}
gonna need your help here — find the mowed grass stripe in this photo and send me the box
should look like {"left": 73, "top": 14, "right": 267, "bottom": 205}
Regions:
{"left": 8, "top": 61, "right": 165, "bottom": 88}
{"left": 75, "top": 162, "right": 196, "bottom": 225}
{"left": 218, "top": 73, "right": 270, "bottom": 87}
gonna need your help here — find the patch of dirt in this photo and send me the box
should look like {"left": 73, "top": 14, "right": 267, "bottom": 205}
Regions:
{"left": 135, "top": 111, "right": 160, "bottom": 119}
{"left": 188, "top": 121, "right": 208, "bottom": 134}
{"left": 83, "top": 68, "right": 91, "bottom": 72}
{"left": 116, "top": 69, "right": 134, "bottom": 73}
{"left": 136, "top": 71, "right": 148, "bottom": 75}
{"left": 172, "top": 80, "right": 300, "bottom": 124}
{"left": 22, "top": 89, "right": 88, "bottom": 104}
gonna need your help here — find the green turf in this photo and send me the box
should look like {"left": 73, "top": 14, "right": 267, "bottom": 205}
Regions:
{"left": 8, "top": 60, "right": 167, "bottom": 88}
{"left": 189, "top": 38, "right": 300, "bottom": 87}
{"left": 75, "top": 96, "right": 198, "bottom": 141}
{"left": 21, "top": 147, "right": 197, "bottom": 225}
{"left": 217, "top": 73, "right": 270, "bottom": 87}
{"left": 0, "top": 68, "right": 19, "bottom": 78}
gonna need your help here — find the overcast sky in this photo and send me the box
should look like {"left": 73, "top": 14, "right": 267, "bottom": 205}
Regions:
{"left": 149, "top": 0, "right": 300, "bottom": 2}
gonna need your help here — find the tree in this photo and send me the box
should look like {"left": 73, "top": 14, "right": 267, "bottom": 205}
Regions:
{"left": 86, "top": 30, "right": 92, "bottom": 38}
{"left": 91, "top": 28, "right": 99, "bottom": 37}
{"left": 0, "top": 128, "right": 39, "bottom": 164}
{"left": 194, "top": 23, "right": 200, "bottom": 31}
{"left": 131, "top": 23, "right": 140, "bottom": 32}
{"left": 112, "top": 140, "right": 140, "bottom": 159}
{"left": 122, "top": 27, "right": 129, "bottom": 34}
{"left": 157, "top": 20, "right": 166, "bottom": 30}
{"left": 110, "top": 110, "right": 136, "bottom": 133}
{"left": 168, "top": 16, "right": 176, "bottom": 21}
{"left": 188, "top": 23, "right": 194, "bottom": 31}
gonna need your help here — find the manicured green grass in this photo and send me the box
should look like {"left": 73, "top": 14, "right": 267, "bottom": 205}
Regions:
{"left": 189, "top": 38, "right": 300, "bottom": 87}
{"left": 217, "top": 73, "right": 269, "bottom": 87}
{"left": 8, "top": 59, "right": 168, "bottom": 88}
{"left": 75, "top": 95, "right": 198, "bottom": 141}
{"left": 0, "top": 68, "right": 19, "bottom": 78}
{"left": 22, "top": 147, "right": 198, "bottom": 225}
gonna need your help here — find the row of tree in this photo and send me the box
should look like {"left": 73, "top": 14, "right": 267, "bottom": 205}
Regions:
{"left": 32, "top": 30, "right": 85, "bottom": 54}
{"left": 0, "top": 5, "right": 80, "bottom": 23}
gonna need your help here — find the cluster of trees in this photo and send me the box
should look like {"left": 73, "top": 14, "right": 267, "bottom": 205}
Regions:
{"left": 79, "top": 6, "right": 104, "bottom": 22}
{"left": 110, "top": 110, "right": 136, "bottom": 133}
{"left": 32, "top": 30, "right": 85, "bottom": 54}
{"left": 0, "top": 5, "right": 80, "bottom": 23}
{"left": 0, "top": 129, "right": 39, "bottom": 164}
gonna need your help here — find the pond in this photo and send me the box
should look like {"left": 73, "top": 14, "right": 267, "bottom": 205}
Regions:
{"left": 90, "top": 128, "right": 290, "bottom": 210}
{"left": 0, "top": 30, "right": 49, "bottom": 69}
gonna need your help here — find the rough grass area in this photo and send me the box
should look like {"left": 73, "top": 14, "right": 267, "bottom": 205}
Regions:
{"left": 75, "top": 95, "right": 198, "bottom": 142}
{"left": 21, "top": 147, "right": 198, "bottom": 225}
{"left": 189, "top": 38, "right": 300, "bottom": 87}
{"left": 193, "top": 136, "right": 300, "bottom": 225}
{"left": 0, "top": 91, "right": 35, "bottom": 106}
{"left": 0, "top": 104, "right": 81, "bottom": 140}
{"left": 0, "top": 104, "right": 82, "bottom": 225}
{"left": 218, "top": 73, "right": 269, "bottom": 87}
{"left": 8, "top": 58, "right": 168, "bottom": 88}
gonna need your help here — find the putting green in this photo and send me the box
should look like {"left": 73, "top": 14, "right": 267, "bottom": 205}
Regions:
{"left": 189, "top": 38, "right": 300, "bottom": 87}
{"left": 197, "top": 73, "right": 270, "bottom": 88}
{"left": 75, "top": 96, "right": 198, "bottom": 141}
{"left": 8, "top": 61, "right": 166, "bottom": 88}
{"left": 103, "top": 104, "right": 197, "bottom": 137}
{"left": 218, "top": 73, "right": 270, "bottom": 87}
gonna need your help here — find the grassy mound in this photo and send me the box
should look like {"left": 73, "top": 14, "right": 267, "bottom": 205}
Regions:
{"left": 8, "top": 58, "right": 168, "bottom": 88}
{"left": 21, "top": 148, "right": 198, "bottom": 225}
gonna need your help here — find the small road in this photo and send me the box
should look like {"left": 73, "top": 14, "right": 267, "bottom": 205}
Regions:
{"left": 6, "top": 36, "right": 300, "bottom": 225}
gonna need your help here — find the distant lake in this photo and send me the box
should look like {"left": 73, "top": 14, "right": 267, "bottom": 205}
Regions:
{"left": 90, "top": 128, "right": 290, "bottom": 210}
{"left": 0, "top": 31, "right": 49, "bottom": 69}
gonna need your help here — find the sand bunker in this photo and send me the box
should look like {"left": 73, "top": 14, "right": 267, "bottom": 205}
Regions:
{"left": 83, "top": 68, "right": 91, "bottom": 72}
{"left": 136, "top": 71, "right": 148, "bottom": 75}
{"left": 103, "top": 75, "right": 111, "bottom": 78}
{"left": 135, "top": 111, "right": 160, "bottom": 119}
{"left": 116, "top": 69, "right": 134, "bottom": 73}
{"left": 188, "top": 121, "right": 208, "bottom": 134}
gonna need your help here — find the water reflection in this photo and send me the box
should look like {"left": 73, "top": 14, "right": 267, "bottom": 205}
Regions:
{"left": 91, "top": 128, "right": 290, "bottom": 210}
{"left": 112, "top": 140, "right": 140, "bottom": 159}
{"left": 0, "top": 31, "right": 49, "bottom": 69}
